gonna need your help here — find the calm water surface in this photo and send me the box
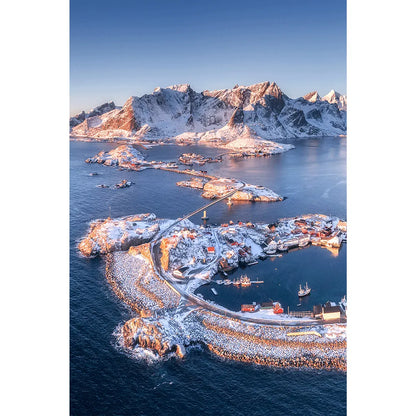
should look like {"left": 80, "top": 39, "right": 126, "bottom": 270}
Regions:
{"left": 70, "top": 138, "right": 346, "bottom": 416}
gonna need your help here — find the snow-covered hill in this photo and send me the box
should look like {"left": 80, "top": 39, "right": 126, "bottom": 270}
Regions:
{"left": 70, "top": 82, "right": 346, "bottom": 141}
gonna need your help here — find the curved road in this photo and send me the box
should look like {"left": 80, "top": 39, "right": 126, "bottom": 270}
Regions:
{"left": 150, "top": 193, "right": 321, "bottom": 327}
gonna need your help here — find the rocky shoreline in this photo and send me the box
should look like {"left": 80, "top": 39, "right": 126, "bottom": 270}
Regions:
{"left": 80, "top": 212, "right": 347, "bottom": 370}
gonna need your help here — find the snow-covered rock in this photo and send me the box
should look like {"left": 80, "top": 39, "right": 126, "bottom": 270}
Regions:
{"left": 78, "top": 213, "right": 159, "bottom": 256}
{"left": 85, "top": 144, "right": 144, "bottom": 167}
{"left": 201, "top": 178, "right": 283, "bottom": 202}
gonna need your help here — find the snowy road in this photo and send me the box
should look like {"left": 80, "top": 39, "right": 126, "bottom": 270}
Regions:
{"left": 149, "top": 210, "right": 321, "bottom": 327}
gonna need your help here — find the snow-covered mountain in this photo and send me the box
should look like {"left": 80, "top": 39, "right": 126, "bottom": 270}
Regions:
{"left": 303, "top": 91, "right": 321, "bottom": 103}
{"left": 304, "top": 89, "right": 347, "bottom": 111}
{"left": 70, "top": 82, "right": 346, "bottom": 141}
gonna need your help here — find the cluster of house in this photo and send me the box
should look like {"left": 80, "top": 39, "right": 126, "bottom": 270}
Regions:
{"left": 240, "top": 300, "right": 346, "bottom": 322}
{"left": 241, "top": 301, "right": 284, "bottom": 314}
{"left": 178, "top": 152, "right": 222, "bottom": 166}
{"left": 265, "top": 215, "right": 347, "bottom": 252}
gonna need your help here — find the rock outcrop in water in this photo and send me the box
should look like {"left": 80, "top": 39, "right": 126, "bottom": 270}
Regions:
{"left": 85, "top": 144, "right": 144, "bottom": 167}
{"left": 78, "top": 213, "right": 159, "bottom": 256}
{"left": 201, "top": 178, "right": 283, "bottom": 202}
{"left": 122, "top": 317, "right": 170, "bottom": 355}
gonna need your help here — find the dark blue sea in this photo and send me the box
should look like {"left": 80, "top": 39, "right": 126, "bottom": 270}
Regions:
{"left": 70, "top": 138, "right": 347, "bottom": 416}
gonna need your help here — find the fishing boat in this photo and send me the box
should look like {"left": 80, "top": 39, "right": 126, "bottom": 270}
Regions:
{"left": 232, "top": 278, "right": 241, "bottom": 286}
{"left": 298, "top": 282, "right": 311, "bottom": 297}
{"left": 240, "top": 275, "right": 251, "bottom": 287}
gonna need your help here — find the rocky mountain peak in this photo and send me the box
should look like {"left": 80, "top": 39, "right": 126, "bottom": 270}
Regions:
{"left": 166, "top": 83, "right": 192, "bottom": 93}
{"left": 303, "top": 91, "right": 321, "bottom": 102}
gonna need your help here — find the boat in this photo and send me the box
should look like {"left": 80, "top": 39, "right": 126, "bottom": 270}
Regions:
{"left": 247, "top": 260, "right": 259, "bottom": 266}
{"left": 233, "top": 279, "right": 240, "bottom": 286}
{"left": 240, "top": 275, "right": 251, "bottom": 287}
{"left": 211, "top": 288, "right": 218, "bottom": 295}
{"left": 298, "top": 282, "right": 311, "bottom": 297}
{"left": 223, "top": 279, "right": 232, "bottom": 285}
{"left": 216, "top": 280, "right": 224, "bottom": 285}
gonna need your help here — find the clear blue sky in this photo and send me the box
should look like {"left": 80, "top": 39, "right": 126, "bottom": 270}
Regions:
{"left": 70, "top": 0, "right": 346, "bottom": 115}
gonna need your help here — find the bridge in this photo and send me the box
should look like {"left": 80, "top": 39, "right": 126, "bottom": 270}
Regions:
{"left": 154, "top": 184, "right": 244, "bottom": 241}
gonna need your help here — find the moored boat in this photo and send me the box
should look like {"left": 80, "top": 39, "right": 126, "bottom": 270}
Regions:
{"left": 240, "top": 275, "right": 251, "bottom": 287}
{"left": 298, "top": 282, "right": 311, "bottom": 297}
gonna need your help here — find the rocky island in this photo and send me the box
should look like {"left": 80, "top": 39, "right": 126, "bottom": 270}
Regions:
{"left": 79, "top": 212, "right": 347, "bottom": 370}
{"left": 86, "top": 144, "right": 285, "bottom": 202}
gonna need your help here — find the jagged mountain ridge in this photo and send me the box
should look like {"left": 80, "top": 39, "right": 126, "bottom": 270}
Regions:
{"left": 71, "top": 82, "right": 346, "bottom": 141}
{"left": 70, "top": 102, "right": 119, "bottom": 128}
{"left": 304, "top": 89, "right": 347, "bottom": 111}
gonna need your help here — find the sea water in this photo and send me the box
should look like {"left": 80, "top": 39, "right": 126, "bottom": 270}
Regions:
{"left": 70, "top": 137, "right": 346, "bottom": 416}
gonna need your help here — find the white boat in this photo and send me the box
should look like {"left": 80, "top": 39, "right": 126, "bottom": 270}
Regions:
{"left": 247, "top": 260, "right": 258, "bottom": 266}
{"left": 298, "top": 282, "right": 311, "bottom": 297}
{"left": 223, "top": 279, "right": 232, "bottom": 285}
{"left": 211, "top": 288, "right": 218, "bottom": 295}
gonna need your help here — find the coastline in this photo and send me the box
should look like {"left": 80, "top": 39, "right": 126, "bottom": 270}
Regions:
{"left": 97, "top": 214, "right": 347, "bottom": 371}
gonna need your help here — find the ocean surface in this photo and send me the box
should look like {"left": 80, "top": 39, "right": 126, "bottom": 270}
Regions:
{"left": 70, "top": 137, "right": 347, "bottom": 416}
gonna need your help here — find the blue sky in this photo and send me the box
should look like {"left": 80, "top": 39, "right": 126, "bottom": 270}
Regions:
{"left": 70, "top": 0, "right": 346, "bottom": 115}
